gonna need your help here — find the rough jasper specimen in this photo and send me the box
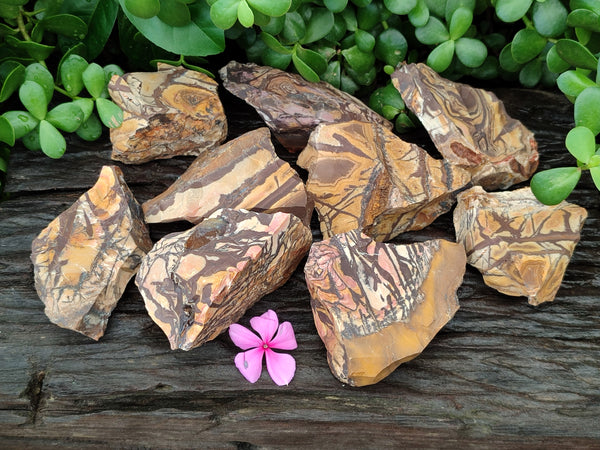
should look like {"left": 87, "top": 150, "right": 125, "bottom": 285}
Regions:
{"left": 30, "top": 166, "right": 152, "bottom": 340}
{"left": 391, "top": 63, "right": 538, "bottom": 190}
{"left": 219, "top": 61, "right": 391, "bottom": 151}
{"left": 297, "top": 120, "right": 471, "bottom": 241}
{"left": 454, "top": 186, "right": 587, "bottom": 306}
{"left": 305, "top": 231, "right": 466, "bottom": 386}
{"left": 108, "top": 63, "right": 227, "bottom": 164}
{"left": 136, "top": 208, "right": 312, "bottom": 351}
{"left": 143, "top": 127, "right": 309, "bottom": 225}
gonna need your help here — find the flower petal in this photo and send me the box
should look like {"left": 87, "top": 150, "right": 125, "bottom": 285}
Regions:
{"left": 265, "top": 349, "right": 296, "bottom": 386}
{"left": 269, "top": 321, "right": 297, "bottom": 350}
{"left": 250, "top": 309, "right": 279, "bottom": 342}
{"left": 229, "top": 323, "right": 262, "bottom": 350}
{"left": 234, "top": 347, "right": 264, "bottom": 383}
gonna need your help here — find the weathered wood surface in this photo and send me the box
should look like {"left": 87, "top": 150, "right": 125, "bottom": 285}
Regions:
{"left": 1, "top": 88, "right": 599, "bottom": 448}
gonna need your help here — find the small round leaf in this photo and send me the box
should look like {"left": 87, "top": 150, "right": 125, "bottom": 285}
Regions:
{"left": 374, "top": 28, "right": 407, "bottom": 67}
{"left": 567, "top": 9, "right": 600, "bottom": 33}
{"left": 60, "top": 55, "right": 89, "bottom": 96}
{"left": 590, "top": 165, "right": 600, "bottom": 191}
{"left": 247, "top": 0, "right": 291, "bottom": 16}
{"left": 76, "top": 112, "right": 103, "bottom": 141}
{"left": 556, "top": 70, "right": 597, "bottom": 97}
{"left": 124, "top": 0, "right": 160, "bottom": 18}
{"left": 355, "top": 29, "right": 375, "bottom": 53}
{"left": 449, "top": 7, "right": 473, "bottom": 40}
{"left": 384, "top": 0, "right": 416, "bottom": 15}
{"left": 555, "top": 39, "right": 598, "bottom": 70}
{"left": 157, "top": 0, "right": 192, "bottom": 27}
{"left": 0, "top": 116, "right": 15, "bottom": 146}
{"left": 499, "top": 43, "right": 523, "bottom": 72}
{"left": 519, "top": 58, "right": 543, "bottom": 87}
{"left": 546, "top": 44, "right": 571, "bottom": 73}
{"left": 24, "top": 63, "right": 54, "bottom": 103}
{"left": 357, "top": 3, "right": 380, "bottom": 31}
{"left": 82, "top": 63, "right": 106, "bottom": 99}
{"left": 495, "top": 0, "right": 533, "bottom": 23}
{"left": 281, "top": 12, "right": 305, "bottom": 43}
{"left": 291, "top": 52, "right": 319, "bottom": 82}
{"left": 22, "top": 127, "right": 42, "bottom": 152}
{"left": 427, "top": 40, "right": 455, "bottom": 73}
{"left": 574, "top": 86, "right": 600, "bottom": 135}
{"left": 530, "top": 167, "right": 581, "bottom": 205}
{"left": 566, "top": 126, "right": 596, "bottom": 164}
{"left": 300, "top": 7, "right": 334, "bottom": 44}
{"left": 408, "top": 0, "right": 429, "bottom": 27}
{"left": 342, "top": 45, "right": 375, "bottom": 73}
{"left": 0, "top": 61, "right": 25, "bottom": 102}
{"left": 324, "top": 0, "right": 347, "bottom": 13}
{"left": 19, "top": 81, "right": 47, "bottom": 121}
{"left": 39, "top": 120, "right": 66, "bottom": 159}
{"left": 455, "top": 37, "right": 487, "bottom": 68}
{"left": 46, "top": 102, "right": 84, "bottom": 132}
{"left": 532, "top": 0, "right": 567, "bottom": 37}
{"left": 40, "top": 14, "right": 88, "bottom": 39}
{"left": 511, "top": 29, "right": 546, "bottom": 64}
{"left": 210, "top": 0, "right": 239, "bottom": 29}
{"left": 415, "top": 16, "right": 449, "bottom": 45}
{"left": 96, "top": 98, "right": 123, "bottom": 128}
{"left": 237, "top": 0, "right": 254, "bottom": 28}
{"left": 2, "top": 110, "right": 39, "bottom": 140}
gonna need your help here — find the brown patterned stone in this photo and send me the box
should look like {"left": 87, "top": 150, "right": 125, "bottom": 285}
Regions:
{"left": 108, "top": 63, "right": 227, "bottom": 164}
{"left": 305, "top": 231, "right": 466, "bottom": 386}
{"left": 391, "top": 63, "right": 539, "bottom": 190}
{"left": 297, "top": 120, "right": 471, "bottom": 241}
{"left": 454, "top": 186, "right": 587, "bottom": 305}
{"left": 136, "top": 208, "right": 312, "bottom": 351}
{"left": 30, "top": 166, "right": 152, "bottom": 340}
{"left": 219, "top": 61, "right": 391, "bottom": 151}
{"left": 143, "top": 127, "right": 309, "bottom": 225}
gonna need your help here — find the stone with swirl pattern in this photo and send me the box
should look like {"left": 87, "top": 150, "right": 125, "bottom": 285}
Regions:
{"left": 297, "top": 120, "right": 471, "bottom": 241}
{"left": 454, "top": 186, "right": 587, "bottom": 306}
{"left": 219, "top": 61, "right": 391, "bottom": 151}
{"left": 143, "top": 127, "right": 309, "bottom": 225}
{"left": 391, "top": 63, "right": 539, "bottom": 190}
{"left": 136, "top": 208, "right": 312, "bottom": 351}
{"left": 30, "top": 166, "right": 153, "bottom": 340}
{"left": 305, "top": 231, "right": 466, "bottom": 386}
{"left": 108, "top": 63, "right": 227, "bottom": 164}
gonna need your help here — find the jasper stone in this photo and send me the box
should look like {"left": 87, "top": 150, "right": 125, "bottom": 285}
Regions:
{"left": 136, "top": 208, "right": 312, "bottom": 351}
{"left": 454, "top": 186, "right": 587, "bottom": 306}
{"left": 108, "top": 63, "right": 227, "bottom": 164}
{"left": 219, "top": 61, "right": 391, "bottom": 151}
{"left": 305, "top": 231, "right": 466, "bottom": 386}
{"left": 297, "top": 120, "right": 471, "bottom": 241}
{"left": 31, "top": 166, "right": 152, "bottom": 340}
{"left": 391, "top": 63, "right": 538, "bottom": 190}
{"left": 143, "top": 127, "right": 309, "bottom": 225}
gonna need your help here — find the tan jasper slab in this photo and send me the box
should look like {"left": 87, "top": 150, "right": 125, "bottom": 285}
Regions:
{"left": 31, "top": 166, "right": 152, "bottom": 340}
{"left": 136, "top": 208, "right": 312, "bottom": 351}
{"left": 391, "top": 63, "right": 539, "bottom": 190}
{"left": 297, "top": 120, "right": 471, "bottom": 241}
{"left": 108, "top": 63, "right": 227, "bottom": 164}
{"left": 454, "top": 186, "right": 588, "bottom": 305}
{"left": 219, "top": 61, "right": 391, "bottom": 151}
{"left": 143, "top": 127, "right": 309, "bottom": 225}
{"left": 305, "top": 231, "right": 466, "bottom": 386}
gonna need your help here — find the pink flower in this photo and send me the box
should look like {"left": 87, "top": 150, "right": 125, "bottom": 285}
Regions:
{"left": 229, "top": 310, "right": 297, "bottom": 386}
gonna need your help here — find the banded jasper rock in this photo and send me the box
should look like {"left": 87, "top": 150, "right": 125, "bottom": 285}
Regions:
{"left": 108, "top": 63, "right": 227, "bottom": 164}
{"left": 31, "top": 166, "right": 152, "bottom": 340}
{"left": 143, "top": 127, "right": 309, "bottom": 225}
{"left": 305, "top": 231, "right": 466, "bottom": 386}
{"left": 391, "top": 63, "right": 538, "bottom": 190}
{"left": 454, "top": 186, "right": 587, "bottom": 306}
{"left": 297, "top": 120, "right": 471, "bottom": 241}
{"left": 136, "top": 208, "right": 312, "bottom": 351}
{"left": 219, "top": 61, "right": 391, "bottom": 151}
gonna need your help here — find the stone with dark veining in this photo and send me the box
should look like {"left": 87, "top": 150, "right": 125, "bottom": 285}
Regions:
{"left": 30, "top": 166, "right": 153, "bottom": 340}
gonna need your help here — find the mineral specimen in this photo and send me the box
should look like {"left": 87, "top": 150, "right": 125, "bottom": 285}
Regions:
{"left": 136, "top": 208, "right": 312, "bottom": 351}
{"left": 453, "top": 186, "right": 587, "bottom": 306}
{"left": 31, "top": 166, "right": 152, "bottom": 340}
{"left": 391, "top": 63, "right": 538, "bottom": 190}
{"left": 305, "top": 231, "right": 466, "bottom": 386}
{"left": 219, "top": 61, "right": 391, "bottom": 151}
{"left": 108, "top": 63, "right": 227, "bottom": 164}
{"left": 143, "top": 127, "right": 309, "bottom": 225}
{"left": 297, "top": 120, "right": 471, "bottom": 241}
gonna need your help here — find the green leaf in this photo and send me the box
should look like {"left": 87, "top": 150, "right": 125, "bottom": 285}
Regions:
{"left": 261, "top": 15, "right": 285, "bottom": 34}
{"left": 357, "top": 3, "right": 380, "bottom": 31}
{"left": 60, "top": 54, "right": 88, "bottom": 96}
{"left": 237, "top": 0, "right": 254, "bottom": 28}
{"left": 84, "top": 0, "right": 120, "bottom": 60}
{"left": 261, "top": 47, "right": 293, "bottom": 69}
{"left": 395, "top": 112, "right": 415, "bottom": 133}
{"left": 511, "top": 29, "right": 546, "bottom": 64}
{"left": 247, "top": 0, "right": 291, "bottom": 16}
{"left": 532, "top": 0, "right": 567, "bottom": 37}
{"left": 81, "top": 63, "right": 105, "bottom": 99}
{"left": 546, "top": 44, "right": 571, "bottom": 73}
{"left": 324, "top": 0, "right": 347, "bottom": 12}
{"left": 425, "top": 0, "right": 446, "bottom": 17}
{"left": 0, "top": 61, "right": 25, "bottom": 102}
{"left": 39, "top": 120, "right": 66, "bottom": 159}
{"left": 281, "top": 12, "right": 305, "bottom": 43}
{"left": 415, "top": 16, "right": 449, "bottom": 45}
{"left": 530, "top": 167, "right": 581, "bottom": 205}
{"left": 384, "top": 0, "right": 417, "bottom": 14}
{"left": 590, "top": 165, "right": 600, "bottom": 191}
{"left": 374, "top": 28, "right": 408, "bottom": 67}
{"left": 0, "top": 3, "right": 19, "bottom": 20}
{"left": 369, "top": 83, "right": 405, "bottom": 118}
{"left": 295, "top": 45, "right": 328, "bottom": 75}
{"left": 19, "top": 81, "right": 47, "bottom": 120}
{"left": 495, "top": 0, "right": 533, "bottom": 23}
{"left": 210, "top": 0, "right": 239, "bottom": 29}
{"left": 122, "top": 0, "right": 225, "bottom": 56}
{"left": 570, "top": 0, "right": 600, "bottom": 15}
{"left": 0, "top": 116, "right": 15, "bottom": 146}
{"left": 76, "top": 112, "right": 103, "bottom": 141}
{"left": 555, "top": 39, "right": 598, "bottom": 70}
{"left": 574, "top": 86, "right": 600, "bottom": 134}
{"left": 342, "top": 45, "right": 375, "bottom": 73}
{"left": 157, "top": 0, "right": 192, "bottom": 27}
{"left": 427, "top": 39, "right": 455, "bottom": 72}
{"left": 355, "top": 29, "right": 376, "bottom": 53}
{"left": 292, "top": 52, "right": 320, "bottom": 82}
{"left": 471, "top": 55, "right": 500, "bottom": 80}
{"left": 24, "top": 63, "right": 54, "bottom": 103}
{"left": 22, "top": 127, "right": 41, "bottom": 151}
{"left": 566, "top": 126, "right": 596, "bottom": 164}
{"left": 499, "top": 44, "right": 523, "bottom": 72}
{"left": 556, "top": 70, "right": 597, "bottom": 97}
{"left": 449, "top": 7, "right": 472, "bottom": 40}
{"left": 455, "top": 37, "right": 486, "bottom": 67}
{"left": 408, "top": 0, "right": 430, "bottom": 27}
{"left": 322, "top": 59, "right": 341, "bottom": 88}
{"left": 72, "top": 98, "right": 94, "bottom": 122}
{"left": 300, "top": 8, "right": 334, "bottom": 44}
{"left": 2, "top": 110, "right": 38, "bottom": 139}
{"left": 40, "top": 14, "right": 88, "bottom": 39}
{"left": 261, "top": 32, "right": 293, "bottom": 54}
{"left": 341, "top": 8, "right": 357, "bottom": 32}
{"left": 46, "top": 102, "right": 84, "bottom": 132}
{"left": 345, "top": 65, "right": 376, "bottom": 86}
{"left": 96, "top": 98, "right": 123, "bottom": 128}
{"left": 124, "top": 0, "right": 160, "bottom": 18}
{"left": 4, "top": 35, "right": 55, "bottom": 61}
{"left": 445, "top": 0, "right": 475, "bottom": 22}
{"left": 519, "top": 58, "right": 543, "bottom": 87}
{"left": 568, "top": 9, "right": 600, "bottom": 32}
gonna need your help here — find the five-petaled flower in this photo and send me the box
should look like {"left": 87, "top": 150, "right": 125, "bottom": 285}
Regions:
{"left": 229, "top": 309, "right": 297, "bottom": 386}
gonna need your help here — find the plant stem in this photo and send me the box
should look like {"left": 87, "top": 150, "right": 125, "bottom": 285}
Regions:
{"left": 16, "top": 8, "right": 31, "bottom": 42}
{"left": 54, "top": 85, "right": 73, "bottom": 99}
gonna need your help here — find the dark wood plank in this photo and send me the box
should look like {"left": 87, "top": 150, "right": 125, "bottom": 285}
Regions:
{"left": 1, "top": 87, "right": 599, "bottom": 448}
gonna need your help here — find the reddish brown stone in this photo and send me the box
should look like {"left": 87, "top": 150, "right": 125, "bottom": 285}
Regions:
{"left": 108, "top": 63, "right": 227, "bottom": 164}
{"left": 297, "top": 120, "right": 471, "bottom": 241}
{"left": 143, "top": 127, "right": 309, "bottom": 225}
{"left": 454, "top": 186, "right": 588, "bottom": 305}
{"left": 305, "top": 231, "right": 466, "bottom": 386}
{"left": 30, "top": 166, "right": 152, "bottom": 340}
{"left": 219, "top": 61, "right": 391, "bottom": 151}
{"left": 136, "top": 208, "right": 312, "bottom": 351}
{"left": 391, "top": 63, "right": 539, "bottom": 190}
